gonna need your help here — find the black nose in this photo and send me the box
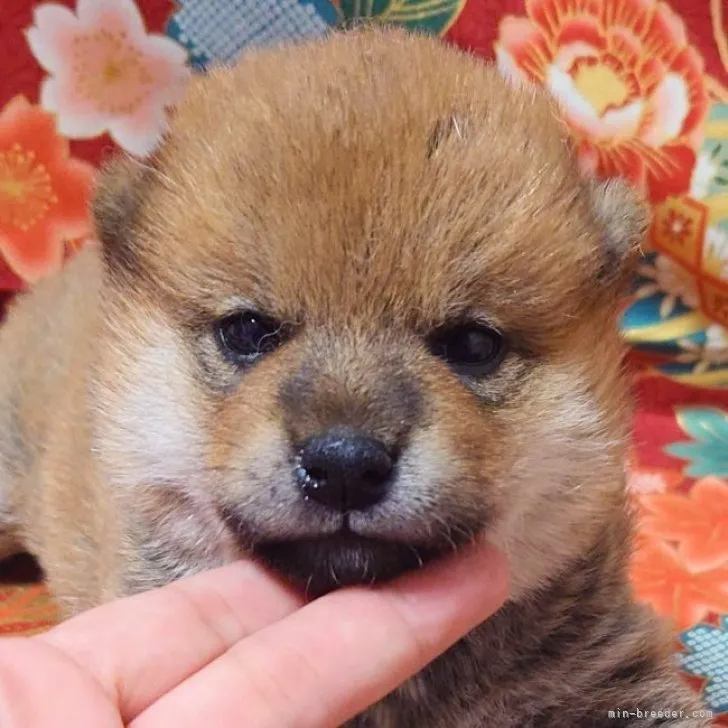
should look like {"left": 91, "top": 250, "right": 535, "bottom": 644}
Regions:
{"left": 295, "top": 429, "right": 394, "bottom": 512}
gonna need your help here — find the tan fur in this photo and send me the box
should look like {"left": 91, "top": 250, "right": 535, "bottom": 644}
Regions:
{"left": 0, "top": 29, "right": 709, "bottom": 726}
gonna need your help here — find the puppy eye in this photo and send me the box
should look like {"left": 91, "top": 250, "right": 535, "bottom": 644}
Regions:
{"left": 216, "top": 311, "right": 285, "bottom": 363}
{"left": 428, "top": 323, "right": 507, "bottom": 376}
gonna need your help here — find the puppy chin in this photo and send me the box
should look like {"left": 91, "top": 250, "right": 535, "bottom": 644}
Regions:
{"left": 252, "top": 534, "right": 444, "bottom": 597}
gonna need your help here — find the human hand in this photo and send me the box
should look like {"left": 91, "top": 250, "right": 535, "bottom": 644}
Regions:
{"left": 0, "top": 540, "right": 508, "bottom": 728}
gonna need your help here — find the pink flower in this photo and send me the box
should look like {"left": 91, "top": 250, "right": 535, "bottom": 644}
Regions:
{"left": 26, "top": 0, "right": 189, "bottom": 156}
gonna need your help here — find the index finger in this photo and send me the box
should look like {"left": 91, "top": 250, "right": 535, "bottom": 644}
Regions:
{"left": 132, "top": 539, "right": 509, "bottom": 728}
{"left": 40, "top": 559, "right": 303, "bottom": 722}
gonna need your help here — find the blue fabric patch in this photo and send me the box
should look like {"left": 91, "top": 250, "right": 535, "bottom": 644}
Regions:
{"left": 681, "top": 618, "right": 728, "bottom": 714}
{"left": 166, "top": 0, "right": 338, "bottom": 69}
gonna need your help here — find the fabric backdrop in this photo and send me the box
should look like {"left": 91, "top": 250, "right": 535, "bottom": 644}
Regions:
{"left": 1, "top": 0, "right": 727, "bottom": 722}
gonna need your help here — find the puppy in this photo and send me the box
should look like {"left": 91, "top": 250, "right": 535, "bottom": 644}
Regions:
{"left": 0, "top": 28, "right": 709, "bottom": 727}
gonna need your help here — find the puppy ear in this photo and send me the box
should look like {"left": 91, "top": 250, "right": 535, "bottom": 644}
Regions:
{"left": 91, "top": 155, "right": 151, "bottom": 277}
{"left": 585, "top": 177, "right": 649, "bottom": 290}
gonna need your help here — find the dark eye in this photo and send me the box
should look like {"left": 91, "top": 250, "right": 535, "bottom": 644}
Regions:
{"left": 428, "top": 323, "right": 507, "bottom": 376}
{"left": 216, "top": 310, "right": 285, "bottom": 363}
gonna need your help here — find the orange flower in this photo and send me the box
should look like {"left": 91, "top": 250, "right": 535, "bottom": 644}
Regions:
{"left": 638, "top": 477, "right": 728, "bottom": 572}
{"left": 495, "top": 0, "right": 709, "bottom": 202}
{"left": 0, "top": 96, "right": 95, "bottom": 283}
{"left": 630, "top": 535, "right": 728, "bottom": 630}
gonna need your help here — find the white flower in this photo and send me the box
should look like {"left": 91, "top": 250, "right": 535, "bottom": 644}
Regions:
{"left": 26, "top": 0, "right": 190, "bottom": 156}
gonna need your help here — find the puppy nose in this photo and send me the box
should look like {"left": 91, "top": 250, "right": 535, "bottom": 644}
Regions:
{"left": 296, "top": 429, "right": 394, "bottom": 512}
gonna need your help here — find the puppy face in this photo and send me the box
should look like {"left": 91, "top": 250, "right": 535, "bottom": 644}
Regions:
{"left": 90, "top": 30, "right": 647, "bottom": 597}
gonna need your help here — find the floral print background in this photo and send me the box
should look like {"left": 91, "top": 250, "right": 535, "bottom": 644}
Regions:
{"left": 1, "top": 0, "right": 728, "bottom": 720}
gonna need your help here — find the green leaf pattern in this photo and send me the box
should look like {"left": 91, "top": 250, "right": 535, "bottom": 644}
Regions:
{"left": 334, "top": 0, "right": 465, "bottom": 33}
{"left": 667, "top": 407, "right": 728, "bottom": 477}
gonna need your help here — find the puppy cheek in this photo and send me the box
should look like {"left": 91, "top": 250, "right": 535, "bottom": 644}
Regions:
{"left": 383, "top": 413, "right": 509, "bottom": 540}
{"left": 91, "top": 318, "right": 207, "bottom": 491}
{"left": 487, "top": 369, "right": 626, "bottom": 598}
{"left": 394, "top": 430, "right": 496, "bottom": 538}
{"left": 124, "top": 487, "right": 240, "bottom": 594}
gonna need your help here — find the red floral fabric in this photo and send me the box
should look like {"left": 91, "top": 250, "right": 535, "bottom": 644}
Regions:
{"left": 1, "top": 1, "right": 728, "bottom": 722}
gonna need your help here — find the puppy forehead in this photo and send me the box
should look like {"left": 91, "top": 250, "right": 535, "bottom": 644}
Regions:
{"left": 141, "top": 31, "right": 598, "bottom": 331}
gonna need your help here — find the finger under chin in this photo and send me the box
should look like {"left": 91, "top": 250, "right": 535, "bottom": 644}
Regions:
{"left": 0, "top": 637, "right": 123, "bottom": 728}
{"left": 40, "top": 559, "right": 303, "bottom": 723}
{"left": 130, "top": 539, "right": 509, "bottom": 728}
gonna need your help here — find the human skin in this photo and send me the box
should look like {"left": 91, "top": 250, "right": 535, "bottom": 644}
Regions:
{"left": 0, "top": 540, "right": 508, "bottom": 728}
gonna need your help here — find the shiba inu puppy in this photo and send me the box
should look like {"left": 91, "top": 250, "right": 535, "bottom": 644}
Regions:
{"left": 0, "top": 28, "right": 709, "bottom": 727}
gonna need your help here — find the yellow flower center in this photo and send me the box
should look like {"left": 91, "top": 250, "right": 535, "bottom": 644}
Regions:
{"left": 102, "top": 59, "right": 124, "bottom": 84}
{"left": 573, "top": 63, "right": 630, "bottom": 116}
{"left": 0, "top": 144, "right": 57, "bottom": 232}
{"left": 72, "top": 29, "right": 153, "bottom": 115}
